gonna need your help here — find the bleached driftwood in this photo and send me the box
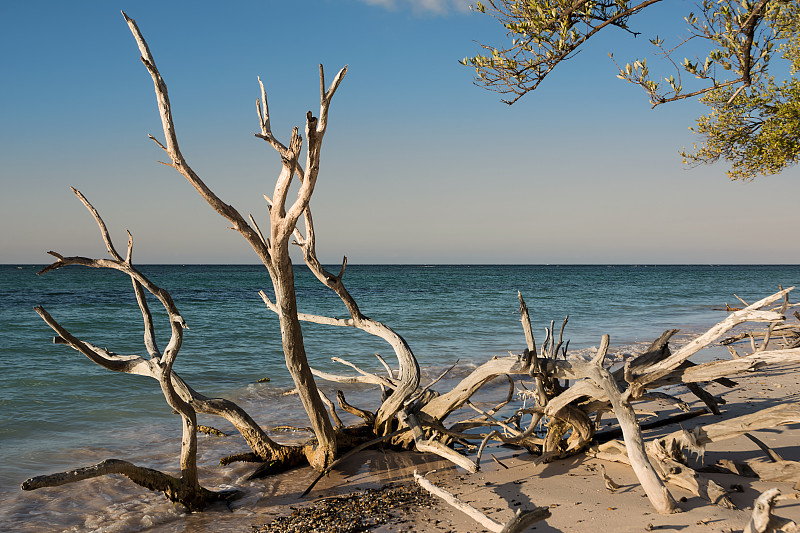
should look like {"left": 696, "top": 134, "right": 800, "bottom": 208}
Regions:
{"left": 28, "top": 190, "right": 241, "bottom": 511}
{"left": 259, "top": 200, "right": 423, "bottom": 430}
{"left": 722, "top": 324, "right": 800, "bottom": 346}
{"left": 591, "top": 400, "right": 800, "bottom": 510}
{"left": 413, "top": 471, "right": 551, "bottom": 533}
{"left": 21, "top": 459, "right": 239, "bottom": 509}
{"left": 744, "top": 489, "right": 799, "bottom": 533}
{"left": 656, "top": 404, "right": 800, "bottom": 450}
{"left": 646, "top": 436, "right": 735, "bottom": 509}
{"left": 124, "top": 10, "right": 346, "bottom": 471}
{"left": 585, "top": 336, "right": 678, "bottom": 513}
{"left": 29, "top": 9, "right": 800, "bottom": 525}
{"left": 400, "top": 411, "right": 478, "bottom": 473}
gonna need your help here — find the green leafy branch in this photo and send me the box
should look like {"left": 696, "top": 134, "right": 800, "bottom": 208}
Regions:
{"left": 461, "top": 0, "right": 664, "bottom": 104}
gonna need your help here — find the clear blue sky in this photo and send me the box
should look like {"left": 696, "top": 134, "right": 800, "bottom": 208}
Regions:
{"left": 2, "top": 0, "right": 798, "bottom": 264}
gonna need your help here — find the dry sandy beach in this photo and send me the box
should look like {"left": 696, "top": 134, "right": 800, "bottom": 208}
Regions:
{"left": 19, "top": 347, "right": 800, "bottom": 533}
{"left": 236, "top": 360, "right": 800, "bottom": 533}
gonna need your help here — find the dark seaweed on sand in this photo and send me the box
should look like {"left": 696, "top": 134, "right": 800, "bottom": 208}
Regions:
{"left": 252, "top": 483, "right": 436, "bottom": 533}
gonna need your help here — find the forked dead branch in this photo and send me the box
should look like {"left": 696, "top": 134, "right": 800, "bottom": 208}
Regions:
{"left": 23, "top": 11, "right": 800, "bottom": 529}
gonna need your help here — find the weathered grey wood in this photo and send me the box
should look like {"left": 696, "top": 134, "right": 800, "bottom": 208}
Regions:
{"left": 647, "top": 437, "right": 736, "bottom": 509}
{"left": 413, "top": 471, "right": 551, "bottom": 533}
{"left": 291, "top": 211, "right": 421, "bottom": 436}
{"left": 686, "top": 382, "right": 723, "bottom": 415}
{"left": 518, "top": 293, "right": 550, "bottom": 410}
{"left": 124, "top": 10, "right": 347, "bottom": 470}
{"left": 744, "top": 489, "right": 799, "bottom": 533}
{"left": 21, "top": 459, "right": 239, "bottom": 508}
{"left": 657, "top": 404, "right": 800, "bottom": 449}
{"left": 587, "top": 336, "right": 679, "bottom": 514}
{"left": 748, "top": 460, "right": 800, "bottom": 483}
{"left": 593, "top": 408, "right": 707, "bottom": 443}
{"left": 260, "top": 175, "right": 421, "bottom": 439}
{"left": 33, "top": 189, "right": 240, "bottom": 510}
{"left": 722, "top": 325, "right": 800, "bottom": 346}
{"left": 38, "top": 293, "right": 303, "bottom": 466}
{"left": 638, "top": 289, "right": 792, "bottom": 384}
{"left": 399, "top": 410, "right": 478, "bottom": 472}
{"left": 746, "top": 432, "right": 785, "bottom": 462}
{"left": 652, "top": 348, "right": 800, "bottom": 388}
{"left": 336, "top": 390, "right": 375, "bottom": 426}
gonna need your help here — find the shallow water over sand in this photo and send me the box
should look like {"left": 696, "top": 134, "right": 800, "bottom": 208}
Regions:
{"left": 2, "top": 264, "right": 799, "bottom": 531}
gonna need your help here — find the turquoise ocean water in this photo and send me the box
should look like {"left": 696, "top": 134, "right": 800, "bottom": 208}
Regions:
{"left": 1, "top": 263, "right": 799, "bottom": 531}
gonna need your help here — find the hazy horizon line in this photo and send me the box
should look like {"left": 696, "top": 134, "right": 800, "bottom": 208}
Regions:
{"left": 4, "top": 263, "right": 800, "bottom": 267}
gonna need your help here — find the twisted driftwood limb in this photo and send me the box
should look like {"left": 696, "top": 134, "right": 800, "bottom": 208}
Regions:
{"left": 413, "top": 471, "right": 551, "bottom": 533}
{"left": 41, "top": 303, "right": 305, "bottom": 465}
{"left": 722, "top": 324, "right": 800, "bottom": 346}
{"left": 652, "top": 348, "right": 800, "bottom": 388}
{"left": 656, "top": 404, "right": 800, "bottom": 450}
{"left": 585, "top": 336, "right": 679, "bottom": 514}
{"left": 43, "top": 309, "right": 304, "bottom": 466}
{"left": 398, "top": 410, "right": 478, "bottom": 473}
{"left": 309, "top": 364, "right": 395, "bottom": 388}
{"left": 744, "top": 489, "right": 800, "bottom": 533}
{"left": 254, "top": 67, "right": 421, "bottom": 439}
{"left": 21, "top": 459, "right": 240, "bottom": 509}
{"left": 337, "top": 390, "right": 376, "bottom": 426}
{"left": 34, "top": 195, "right": 303, "bottom": 467}
{"left": 259, "top": 206, "right": 421, "bottom": 437}
{"left": 647, "top": 437, "right": 736, "bottom": 509}
{"left": 124, "top": 10, "right": 344, "bottom": 471}
{"left": 319, "top": 389, "right": 344, "bottom": 430}
{"left": 32, "top": 189, "right": 238, "bottom": 511}
{"left": 634, "top": 289, "right": 792, "bottom": 385}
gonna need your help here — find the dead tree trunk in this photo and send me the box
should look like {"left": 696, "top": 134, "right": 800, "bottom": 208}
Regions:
{"left": 123, "top": 11, "right": 346, "bottom": 470}
{"left": 253, "top": 101, "right": 421, "bottom": 440}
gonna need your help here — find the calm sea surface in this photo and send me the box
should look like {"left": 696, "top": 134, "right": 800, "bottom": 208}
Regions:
{"left": 1, "top": 264, "right": 799, "bottom": 531}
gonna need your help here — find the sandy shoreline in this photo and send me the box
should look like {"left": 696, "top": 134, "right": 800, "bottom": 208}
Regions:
{"left": 219, "top": 361, "right": 800, "bottom": 533}
{"left": 13, "top": 331, "right": 797, "bottom": 532}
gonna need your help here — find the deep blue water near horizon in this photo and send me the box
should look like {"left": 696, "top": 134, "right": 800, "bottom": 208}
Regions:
{"left": 1, "top": 263, "right": 799, "bottom": 532}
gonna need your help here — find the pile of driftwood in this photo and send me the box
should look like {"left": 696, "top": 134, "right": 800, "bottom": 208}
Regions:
{"left": 22, "top": 11, "right": 800, "bottom": 533}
